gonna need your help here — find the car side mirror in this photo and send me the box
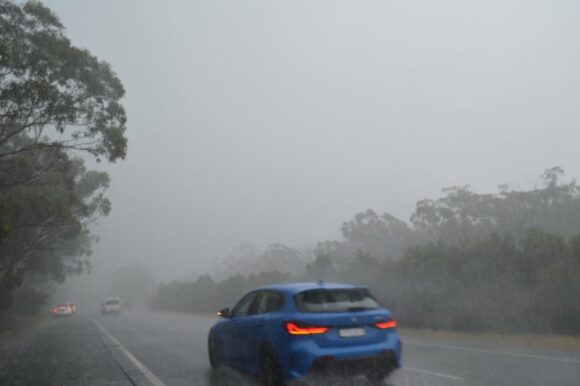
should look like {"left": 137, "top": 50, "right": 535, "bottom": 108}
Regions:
{"left": 217, "top": 307, "right": 230, "bottom": 318}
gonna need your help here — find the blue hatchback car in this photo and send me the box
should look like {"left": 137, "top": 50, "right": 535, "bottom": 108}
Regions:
{"left": 207, "top": 282, "right": 402, "bottom": 385}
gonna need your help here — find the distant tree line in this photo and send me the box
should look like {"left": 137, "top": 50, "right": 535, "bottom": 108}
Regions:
{"left": 150, "top": 168, "right": 580, "bottom": 335}
{"left": 149, "top": 271, "right": 291, "bottom": 314}
{"left": 0, "top": 1, "right": 127, "bottom": 316}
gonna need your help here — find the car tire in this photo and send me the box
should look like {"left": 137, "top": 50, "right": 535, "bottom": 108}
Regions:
{"left": 208, "top": 335, "right": 220, "bottom": 369}
{"left": 260, "top": 347, "right": 284, "bottom": 386}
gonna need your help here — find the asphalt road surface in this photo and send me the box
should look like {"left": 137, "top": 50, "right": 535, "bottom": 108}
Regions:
{"left": 1, "top": 310, "right": 579, "bottom": 386}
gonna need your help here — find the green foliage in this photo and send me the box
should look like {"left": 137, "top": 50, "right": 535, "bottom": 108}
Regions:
{"left": 151, "top": 167, "right": 580, "bottom": 336}
{"left": 340, "top": 209, "right": 423, "bottom": 259}
{"left": 149, "top": 271, "right": 291, "bottom": 313}
{"left": 0, "top": 1, "right": 128, "bottom": 311}
{"left": 305, "top": 253, "right": 334, "bottom": 279}
{"left": 311, "top": 209, "right": 427, "bottom": 271}
{"left": 411, "top": 167, "right": 580, "bottom": 243}
{"left": 0, "top": 147, "right": 109, "bottom": 301}
{"left": 382, "top": 230, "right": 580, "bottom": 334}
{"left": 0, "top": 0, "right": 127, "bottom": 162}
{"left": 214, "top": 242, "right": 306, "bottom": 278}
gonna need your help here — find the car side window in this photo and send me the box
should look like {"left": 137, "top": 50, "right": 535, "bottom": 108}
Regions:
{"left": 230, "top": 292, "right": 257, "bottom": 318}
{"left": 252, "top": 291, "right": 284, "bottom": 315}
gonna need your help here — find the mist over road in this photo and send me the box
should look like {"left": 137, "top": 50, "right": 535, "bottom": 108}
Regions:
{"left": 1, "top": 311, "right": 579, "bottom": 386}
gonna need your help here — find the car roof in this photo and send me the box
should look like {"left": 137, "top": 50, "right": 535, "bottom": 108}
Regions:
{"left": 254, "top": 281, "right": 366, "bottom": 295}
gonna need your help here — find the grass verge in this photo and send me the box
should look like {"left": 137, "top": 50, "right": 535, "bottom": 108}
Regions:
{"left": 0, "top": 312, "right": 48, "bottom": 341}
{"left": 399, "top": 327, "right": 580, "bottom": 352}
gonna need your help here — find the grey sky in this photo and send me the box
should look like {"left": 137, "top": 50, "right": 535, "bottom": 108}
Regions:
{"left": 42, "top": 0, "right": 580, "bottom": 284}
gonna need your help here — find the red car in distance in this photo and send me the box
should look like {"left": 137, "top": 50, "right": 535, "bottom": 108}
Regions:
{"left": 52, "top": 304, "right": 73, "bottom": 317}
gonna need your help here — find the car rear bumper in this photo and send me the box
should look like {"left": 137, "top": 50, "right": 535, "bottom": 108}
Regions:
{"left": 102, "top": 308, "right": 120, "bottom": 313}
{"left": 310, "top": 349, "right": 398, "bottom": 376}
{"left": 284, "top": 333, "right": 402, "bottom": 381}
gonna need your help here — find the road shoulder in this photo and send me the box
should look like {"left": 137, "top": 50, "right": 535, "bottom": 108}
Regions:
{"left": 0, "top": 314, "right": 133, "bottom": 386}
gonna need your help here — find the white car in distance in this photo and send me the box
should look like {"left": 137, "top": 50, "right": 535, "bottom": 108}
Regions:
{"left": 101, "top": 298, "right": 122, "bottom": 315}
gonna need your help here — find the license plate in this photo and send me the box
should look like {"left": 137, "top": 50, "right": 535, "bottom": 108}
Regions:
{"left": 339, "top": 327, "right": 365, "bottom": 338}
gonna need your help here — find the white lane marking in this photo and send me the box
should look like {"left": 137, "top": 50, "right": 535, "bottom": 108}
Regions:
{"left": 404, "top": 366, "right": 464, "bottom": 381}
{"left": 405, "top": 340, "right": 580, "bottom": 364}
{"left": 90, "top": 317, "right": 167, "bottom": 386}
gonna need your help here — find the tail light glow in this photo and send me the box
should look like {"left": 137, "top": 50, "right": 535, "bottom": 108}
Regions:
{"left": 375, "top": 318, "right": 397, "bottom": 329}
{"left": 285, "top": 321, "right": 329, "bottom": 335}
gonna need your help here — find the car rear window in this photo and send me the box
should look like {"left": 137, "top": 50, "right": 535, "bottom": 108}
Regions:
{"left": 295, "top": 288, "right": 381, "bottom": 313}
{"left": 106, "top": 300, "right": 120, "bottom": 305}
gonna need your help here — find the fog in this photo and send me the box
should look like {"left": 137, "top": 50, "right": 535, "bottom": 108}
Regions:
{"left": 41, "top": 0, "right": 580, "bottom": 299}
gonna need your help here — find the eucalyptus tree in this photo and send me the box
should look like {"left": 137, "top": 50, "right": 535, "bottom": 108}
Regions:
{"left": 0, "top": 1, "right": 128, "bottom": 308}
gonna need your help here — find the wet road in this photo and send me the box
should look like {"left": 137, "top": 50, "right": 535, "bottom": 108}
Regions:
{"left": 1, "top": 310, "right": 579, "bottom": 385}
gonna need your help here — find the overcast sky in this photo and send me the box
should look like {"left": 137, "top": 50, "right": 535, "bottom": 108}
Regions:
{"left": 42, "top": 0, "right": 580, "bottom": 285}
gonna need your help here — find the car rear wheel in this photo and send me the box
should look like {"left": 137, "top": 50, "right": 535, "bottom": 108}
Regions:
{"left": 260, "top": 348, "right": 284, "bottom": 386}
{"left": 208, "top": 335, "right": 220, "bottom": 369}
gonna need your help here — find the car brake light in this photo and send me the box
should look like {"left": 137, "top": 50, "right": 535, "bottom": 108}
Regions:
{"left": 285, "top": 321, "right": 329, "bottom": 335}
{"left": 375, "top": 318, "right": 397, "bottom": 329}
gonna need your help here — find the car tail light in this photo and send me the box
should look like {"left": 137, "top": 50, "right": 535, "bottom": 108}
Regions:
{"left": 375, "top": 318, "right": 397, "bottom": 329}
{"left": 285, "top": 321, "right": 329, "bottom": 335}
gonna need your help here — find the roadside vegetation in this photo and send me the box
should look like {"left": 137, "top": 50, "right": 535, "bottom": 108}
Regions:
{"left": 398, "top": 328, "right": 580, "bottom": 352}
{"left": 151, "top": 167, "right": 580, "bottom": 336}
{"left": 0, "top": 1, "right": 128, "bottom": 328}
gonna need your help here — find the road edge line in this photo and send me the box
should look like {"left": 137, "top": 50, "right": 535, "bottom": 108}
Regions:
{"left": 404, "top": 366, "right": 464, "bottom": 381}
{"left": 89, "top": 317, "right": 167, "bottom": 386}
